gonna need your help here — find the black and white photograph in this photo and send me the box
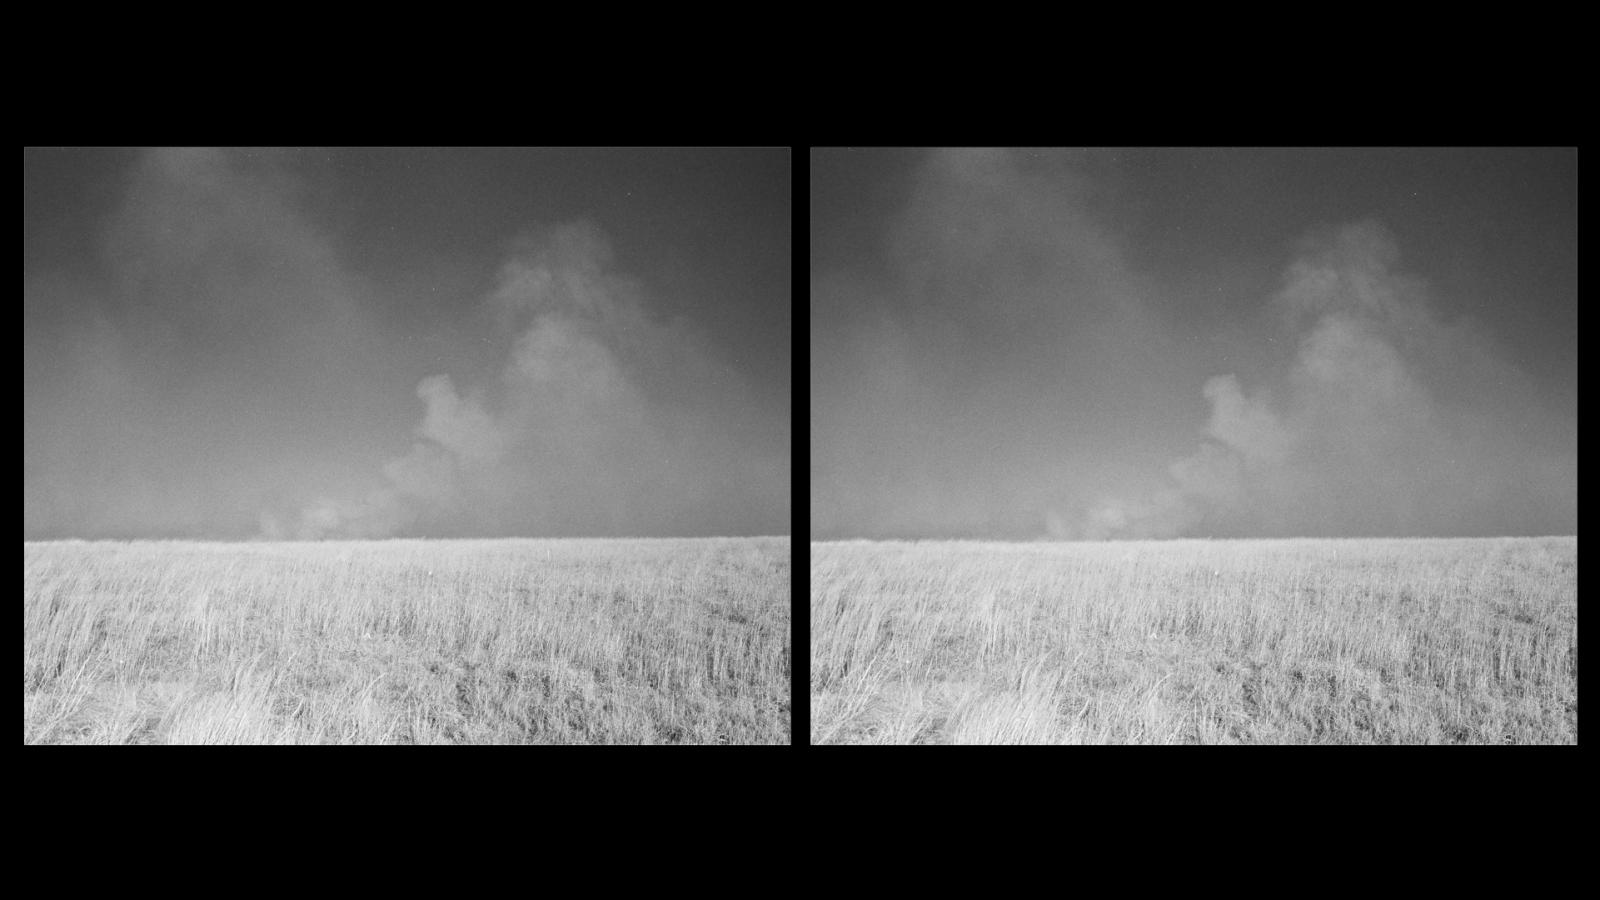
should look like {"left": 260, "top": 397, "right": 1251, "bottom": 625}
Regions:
{"left": 21, "top": 144, "right": 1580, "bottom": 747}
{"left": 810, "top": 148, "right": 1576, "bottom": 744}
{"left": 24, "top": 148, "right": 792, "bottom": 744}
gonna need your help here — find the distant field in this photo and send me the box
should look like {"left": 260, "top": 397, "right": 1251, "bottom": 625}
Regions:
{"left": 25, "top": 537, "right": 790, "bottom": 744}
{"left": 811, "top": 537, "right": 1576, "bottom": 744}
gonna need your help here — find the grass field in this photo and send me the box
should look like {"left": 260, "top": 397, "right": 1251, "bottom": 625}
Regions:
{"left": 811, "top": 537, "right": 1575, "bottom": 744}
{"left": 25, "top": 537, "right": 790, "bottom": 744}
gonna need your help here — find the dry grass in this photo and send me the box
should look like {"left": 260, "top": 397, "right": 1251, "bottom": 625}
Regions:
{"left": 811, "top": 537, "right": 1575, "bottom": 744}
{"left": 25, "top": 537, "right": 790, "bottom": 744}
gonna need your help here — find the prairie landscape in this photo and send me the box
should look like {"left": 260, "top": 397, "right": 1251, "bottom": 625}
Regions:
{"left": 25, "top": 537, "right": 790, "bottom": 744}
{"left": 811, "top": 537, "right": 1576, "bottom": 744}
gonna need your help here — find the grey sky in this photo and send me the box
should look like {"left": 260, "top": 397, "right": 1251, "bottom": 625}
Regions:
{"left": 25, "top": 148, "right": 790, "bottom": 540}
{"left": 811, "top": 148, "right": 1575, "bottom": 540}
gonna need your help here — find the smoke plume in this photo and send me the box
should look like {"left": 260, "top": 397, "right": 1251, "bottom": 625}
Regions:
{"left": 1077, "top": 220, "right": 1575, "bottom": 539}
{"left": 281, "top": 220, "right": 788, "bottom": 539}
{"left": 811, "top": 149, "right": 1575, "bottom": 540}
{"left": 25, "top": 149, "right": 788, "bottom": 540}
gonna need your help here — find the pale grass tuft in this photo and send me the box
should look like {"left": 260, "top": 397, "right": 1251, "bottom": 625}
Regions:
{"left": 811, "top": 536, "right": 1576, "bottom": 745}
{"left": 25, "top": 537, "right": 790, "bottom": 744}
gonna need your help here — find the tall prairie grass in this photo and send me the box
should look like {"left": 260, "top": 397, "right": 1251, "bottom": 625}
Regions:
{"left": 810, "top": 537, "right": 1575, "bottom": 744}
{"left": 25, "top": 537, "right": 790, "bottom": 744}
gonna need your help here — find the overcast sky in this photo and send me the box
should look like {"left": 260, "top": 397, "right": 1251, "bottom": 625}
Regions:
{"left": 811, "top": 148, "right": 1575, "bottom": 540}
{"left": 25, "top": 148, "right": 790, "bottom": 540}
